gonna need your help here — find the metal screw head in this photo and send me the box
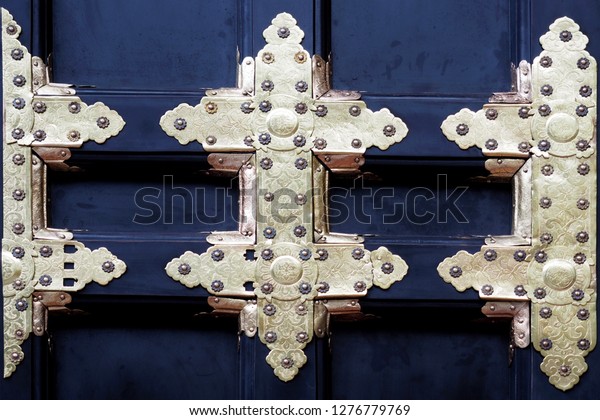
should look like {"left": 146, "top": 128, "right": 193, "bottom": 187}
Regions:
{"left": 295, "top": 102, "right": 308, "bottom": 114}
{"left": 97, "top": 117, "right": 110, "bottom": 129}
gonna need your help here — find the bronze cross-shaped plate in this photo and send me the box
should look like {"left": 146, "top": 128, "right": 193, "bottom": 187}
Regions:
{"left": 160, "top": 13, "right": 409, "bottom": 381}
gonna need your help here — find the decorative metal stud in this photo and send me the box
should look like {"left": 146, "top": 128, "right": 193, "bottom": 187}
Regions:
{"left": 263, "top": 227, "right": 276, "bottom": 239}
{"left": 11, "top": 247, "right": 25, "bottom": 259}
{"left": 351, "top": 248, "right": 365, "bottom": 260}
{"left": 263, "top": 304, "right": 277, "bottom": 316}
{"left": 294, "top": 51, "right": 306, "bottom": 63}
{"left": 577, "top": 198, "right": 590, "bottom": 210}
{"left": 535, "top": 251, "right": 548, "bottom": 263}
{"left": 293, "top": 225, "right": 307, "bottom": 237}
{"left": 449, "top": 266, "right": 462, "bottom": 278}
{"left": 205, "top": 102, "right": 218, "bottom": 114}
{"left": 485, "top": 108, "right": 498, "bottom": 120}
{"left": 277, "top": 27, "right": 290, "bottom": 38}
{"left": 559, "top": 30, "right": 573, "bottom": 42}
{"left": 12, "top": 189, "right": 25, "bottom": 201}
{"left": 485, "top": 139, "right": 498, "bottom": 150}
{"left": 541, "top": 84, "right": 553, "bottom": 96}
{"left": 96, "top": 117, "right": 110, "bottom": 129}
{"left": 6, "top": 23, "right": 17, "bottom": 35}
{"left": 541, "top": 164, "right": 554, "bottom": 176}
{"left": 68, "top": 101, "right": 81, "bottom": 113}
{"left": 294, "top": 158, "right": 308, "bottom": 170}
{"left": 298, "top": 249, "right": 311, "bottom": 261}
{"left": 577, "top": 308, "right": 590, "bottom": 321}
{"left": 317, "top": 282, "right": 330, "bottom": 293}
{"left": 576, "top": 105, "right": 589, "bottom": 117}
{"left": 262, "top": 52, "right": 274, "bottom": 64}
{"left": 38, "top": 275, "right": 52, "bottom": 287}
{"left": 538, "top": 104, "right": 551, "bottom": 116}
{"left": 316, "top": 249, "right": 328, "bottom": 261}
{"left": 540, "top": 56, "right": 553, "bottom": 68}
{"left": 383, "top": 125, "right": 396, "bottom": 137}
{"left": 577, "top": 57, "right": 590, "bottom": 69}
{"left": 293, "top": 135, "right": 306, "bottom": 147}
{"left": 534, "top": 287, "right": 547, "bottom": 299}
{"left": 15, "top": 300, "right": 28, "bottom": 312}
{"left": 264, "top": 192, "right": 274, "bottom": 202}
{"left": 351, "top": 138, "right": 362, "bottom": 148}
{"left": 580, "top": 85, "right": 592, "bottom": 97}
{"left": 205, "top": 135, "right": 217, "bottom": 145}
{"left": 259, "top": 101, "right": 272, "bottom": 112}
{"left": 481, "top": 284, "right": 494, "bottom": 295}
{"left": 538, "top": 140, "right": 551, "bottom": 151}
{"left": 294, "top": 102, "right": 307, "bottom": 114}
{"left": 483, "top": 249, "right": 497, "bottom": 261}
{"left": 354, "top": 281, "right": 366, "bottom": 292}
{"left": 349, "top": 105, "right": 361, "bottom": 117}
{"left": 540, "top": 338, "right": 553, "bottom": 350}
{"left": 381, "top": 262, "right": 394, "bottom": 274}
{"left": 260, "top": 157, "right": 273, "bottom": 170}
{"left": 296, "top": 332, "right": 309, "bottom": 343}
{"left": 9, "top": 48, "right": 22, "bottom": 60}
{"left": 265, "top": 331, "right": 277, "bottom": 343}
{"left": 540, "top": 307, "right": 552, "bottom": 319}
{"left": 577, "top": 163, "right": 590, "bottom": 175}
{"left": 295, "top": 304, "right": 308, "bottom": 316}
{"left": 559, "top": 365, "right": 572, "bottom": 377}
{"left": 12, "top": 97, "right": 25, "bottom": 109}
{"left": 243, "top": 136, "right": 254, "bottom": 146}
{"left": 281, "top": 358, "right": 294, "bottom": 369}
{"left": 12, "top": 153, "right": 25, "bottom": 165}
{"left": 258, "top": 133, "right": 271, "bottom": 145}
{"left": 295, "top": 81, "right": 308, "bottom": 92}
{"left": 513, "top": 250, "right": 526, "bottom": 262}
{"left": 240, "top": 102, "right": 252, "bottom": 114}
{"left": 12, "top": 75, "right": 25, "bottom": 87}
{"left": 313, "top": 138, "right": 326, "bottom": 149}
{"left": 178, "top": 263, "right": 191, "bottom": 275}
{"left": 33, "top": 130, "right": 46, "bottom": 141}
{"left": 572, "top": 289, "right": 585, "bottom": 301}
{"left": 315, "top": 104, "right": 328, "bottom": 117}
{"left": 211, "top": 249, "right": 225, "bottom": 261}
{"left": 577, "top": 338, "right": 590, "bottom": 351}
{"left": 101, "top": 261, "right": 115, "bottom": 273}
{"left": 455, "top": 123, "right": 469, "bottom": 135}
{"left": 539, "top": 197, "right": 552, "bottom": 209}
{"left": 518, "top": 141, "right": 530, "bottom": 152}
{"left": 12, "top": 223, "right": 24, "bottom": 235}
{"left": 261, "top": 249, "right": 274, "bottom": 261}
{"left": 298, "top": 282, "right": 311, "bottom": 294}
{"left": 514, "top": 285, "right": 527, "bottom": 296}
{"left": 576, "top": 231, "right": 589, "bottom": 243}
{"left": 261, "top": 283, "right": 274, "bottom": 294}
{"left": 518, "top": 106, "right": 531, "bottom": 119}
{"left": 576, "top": 139, "right": 589, "bottom": 151}
{"left": 12, "top": 280, "right": 25, "bottom": 291}
{"left": 540, "top": 233, "right": 553, "bottom": 244}
{"left": 33, "top": 101, "right": 46, "bottom": 113}
{"left": 40, "top": 245, "right": 53, "bottom": 258}
{"left": 210, "top": 280, "right": 224, "bottom": 292}
{"left": 573, "top": 253, "right": 586, "bottom": 265}
{"left": 261, "top": 80, "right": 274, "bottom": 91}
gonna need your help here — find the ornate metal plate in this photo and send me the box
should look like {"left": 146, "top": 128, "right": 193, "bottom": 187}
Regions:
{"left": 160, "top": 13, "right": 409, "bottom": 381}
{"left": 2, "top": 8, "right": 127, "bottom": 378}
{"left": 438, "top": 18, "right": 596, "bottom": 391}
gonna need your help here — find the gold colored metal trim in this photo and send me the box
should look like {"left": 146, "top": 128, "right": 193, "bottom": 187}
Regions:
{"left": 438, "top": 17, "right": 596, "bottom": 391}
{"left": 2, "top": 8, "right": 127, "bottom": 378}
{"left": 161, "top": 13, "right": 409, "bottom": 381}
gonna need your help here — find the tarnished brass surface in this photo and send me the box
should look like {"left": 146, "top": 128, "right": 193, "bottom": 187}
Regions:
{"left": 2, "top": 9, "right": 127, "bottom": 378}
{"left": 161, "top": 13, "right": 409, "bottom": 381}
{"left": 438, "top": 18, "right": 596, "bottom": 391}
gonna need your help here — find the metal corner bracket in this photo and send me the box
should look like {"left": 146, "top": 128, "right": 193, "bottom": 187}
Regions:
{"left": 438, "top": 18, "right": 596, "bottom": 391}
{"left": 160, "top": 13, "right": 410, "bottom": 381}
{"left": 2, "top": 8, "right": 127, "bottom": 378}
